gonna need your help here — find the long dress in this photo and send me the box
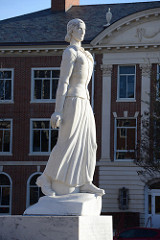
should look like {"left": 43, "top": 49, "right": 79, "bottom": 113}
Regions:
{"left": 39, "top": 45, "right": 97, "bottom": 187}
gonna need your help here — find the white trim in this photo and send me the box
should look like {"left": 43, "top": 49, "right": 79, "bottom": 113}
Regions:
{"left": 116, "top": 99, "right": 136, "bottom": 103}
{"left": 29, "top": 152, "right": 50, "bottom": 156}
{"left": 0, "top": 119, "right": 13, "bottom": 155}
{"left": 117, "top": 65, "right": 136, "bottom": 101}
{"left": 113, "top": 112, "right": 117, "bottom": 118}
{"left": 0, "top": 166, "right": 3, "bottom": 172}
{"left": 37, "top": 166, "right": 40, "bottom": 172}
{"left": 26, "top": 172, "right": 42, "bottom": 208}
{"left": 0, "top": 101, "right": 14, "bottom": 104}
{"left": 0, "top": 69, "right": 14, "bottom": 103}
{"left": 31, "top": 67, "right": 60, "bottom": 103}
{"left": 0, "top": 172, "right": 12, "bottom": 215}
{"left": 123, "top": 111, "right": 128, "bottom": 118}
{"left": 0, "top": 153, "right": 13, "bottom": 156}
{"left": 30, "top": 99, "right": 56, "bottom": 104}
{"left": 134, "top": 112, "right": 139, "bottom": 118}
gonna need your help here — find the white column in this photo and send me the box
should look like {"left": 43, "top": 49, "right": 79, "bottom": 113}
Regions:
{"left": 140, "top": 64, "right": 152, "bottom": 116}
{"left": 140, "top": 64, "right": 152, "bottom": 152}
{"left": 101, "top": 64, "right": 112, "bottom": 160}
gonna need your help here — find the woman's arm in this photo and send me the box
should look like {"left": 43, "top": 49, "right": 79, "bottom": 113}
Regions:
{"left": 50, "top": 47, "right": 77, "bottom": 129}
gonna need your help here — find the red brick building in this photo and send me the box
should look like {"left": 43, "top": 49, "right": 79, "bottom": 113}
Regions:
{"left": 0, "top": 0, "right": 160, "bottom": 229}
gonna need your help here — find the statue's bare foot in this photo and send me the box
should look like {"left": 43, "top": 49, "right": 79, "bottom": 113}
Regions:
{"left": 80, "top": 182, "right": 105, "bottom": 196}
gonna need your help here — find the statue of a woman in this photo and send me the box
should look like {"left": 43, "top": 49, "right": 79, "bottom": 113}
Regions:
{"left": 36, "top": 18, "right": 105, "bottom": 197}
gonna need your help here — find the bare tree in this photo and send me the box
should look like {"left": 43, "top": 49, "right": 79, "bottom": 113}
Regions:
{"left": 135, "top": 78, "right": 160, "bottom": 178}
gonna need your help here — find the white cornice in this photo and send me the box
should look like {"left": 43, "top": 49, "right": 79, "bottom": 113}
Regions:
{"left": 91, "top": 7, "right": 160, "bottom": 46}
{"left": 0, "top": 46, "right": 66, "bottom": 55}
{"left": 0, "top": 161, "right": 47, "bottom": 165}
{"left": 0, "top": 44, "right": 160, "bottom": 56}
{"left": 0, "top": 44, "right": 94, "bottom": 55}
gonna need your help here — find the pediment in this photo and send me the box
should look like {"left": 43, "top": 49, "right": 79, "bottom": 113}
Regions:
{"left": 91, "top": 8, "right": 160, "bottom": 47}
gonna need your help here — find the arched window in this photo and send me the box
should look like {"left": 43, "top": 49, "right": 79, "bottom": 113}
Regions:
{"left": 26, "top": 173, "right": 44, "bottom": 208}
{"left": 0, "top": 173, "right": 12, "bottom": 215}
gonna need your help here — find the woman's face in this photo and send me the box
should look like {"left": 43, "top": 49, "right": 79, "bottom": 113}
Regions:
{"left": 71, "top": 22, "right": 86, "bottom": 42}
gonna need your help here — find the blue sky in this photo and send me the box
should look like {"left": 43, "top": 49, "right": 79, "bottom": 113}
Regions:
{"left": 0, "top": 0, "right": 159, "bottom": 20}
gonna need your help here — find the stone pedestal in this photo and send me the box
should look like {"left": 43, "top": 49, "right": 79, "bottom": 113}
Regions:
{"left": 24, "top": 193, "right": 102, "bottom": 216}
{"left": 0, "top": 216, "right": 112, "bottom": 240}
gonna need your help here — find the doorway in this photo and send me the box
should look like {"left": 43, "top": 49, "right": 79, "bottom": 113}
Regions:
{"left": 146, "top": 187, "right": 160, "bottom": 228}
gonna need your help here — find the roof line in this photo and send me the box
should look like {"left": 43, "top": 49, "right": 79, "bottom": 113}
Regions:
{"left": 75, "top": 1, "right": 160, "bottom": 7}
{"left": 0, "top": 8, "right": 51, "bottom": 23}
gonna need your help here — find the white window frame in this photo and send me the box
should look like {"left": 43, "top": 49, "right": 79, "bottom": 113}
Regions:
{"left": 0, "top": 172, "right": 12, "bottom": 215}
{"left": 114, "top": 117, "right": 137, "bottom": 161}
{"left": 117, "top": 65, "right": 136, "bottom": 102}
{"left": 0, "top": 119, "right": 13, "bottom": 155}
{"left": 156, "top": 64, "right": 160, "bottom": 100}
{"left": 26, "top": 172, "right": 42, "bottom": 208}
{"left": 0, "top": 68, "right": 14, "bottom": 103}
{"left": 30, "top": 118, "right": 58, "bottom": 155}
{"left": 31, "top": 67, "right": 60, "bottom": 103}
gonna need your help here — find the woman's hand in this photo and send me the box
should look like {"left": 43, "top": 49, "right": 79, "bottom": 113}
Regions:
{"left": 50, "top": 112, "right": 62, "bottom": 129}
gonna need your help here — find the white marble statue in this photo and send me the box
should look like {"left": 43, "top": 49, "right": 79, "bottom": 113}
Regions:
{"left": 36, "top": 18, "right": 105, "bottom": 197}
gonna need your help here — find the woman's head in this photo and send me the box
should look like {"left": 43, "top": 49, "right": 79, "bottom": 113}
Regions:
{"left": 65, "top": 18, "right": 86, "bottom": 43}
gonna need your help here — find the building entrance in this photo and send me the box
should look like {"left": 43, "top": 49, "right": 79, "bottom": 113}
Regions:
{"left": 147, "top": 188, "right": 160, "bottom": 228}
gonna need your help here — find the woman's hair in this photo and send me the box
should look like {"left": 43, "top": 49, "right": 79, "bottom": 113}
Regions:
{"left": 65, "top": 18, "right": 85, "bottom": 42}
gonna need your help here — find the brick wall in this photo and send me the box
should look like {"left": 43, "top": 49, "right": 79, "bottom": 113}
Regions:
{"left": 0, "top": 56, "right": 61, "bottom": 163}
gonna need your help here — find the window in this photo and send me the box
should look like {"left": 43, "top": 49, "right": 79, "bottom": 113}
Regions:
{"left": 148, "top": 194, "right": 151, "bottom": 214}
{"left": 119, "top": 187, "right": 129, "bottom": 210}
{"left": 26, "top": 173, "right": 44, "bottom": 208}
{"left": 0, "top": 173, "right": 12, "bottom": 215}
{"left": 0, "top": 120, "right": 12, "bottom": 155}
{"left": 0, "top": 69, "right": 14, "bottom": 102}
{"left": 31, "top": 68, "right": 60, "bottom": 102}
{"left": 118, "top": 66, "right": 136, "bottom": 100}
{"left": 115, "top": 118, "right": 137, "bottom": 160}
{"left": 30, "top": 119, "right": 58, "bottom": 155}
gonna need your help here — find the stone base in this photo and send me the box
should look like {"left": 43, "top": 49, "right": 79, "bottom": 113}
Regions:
{"left": 24, "top": 193, "right": 102, "bottom": 216}
{"left": 0, "top": 216, "right": 112, "bottom": 240}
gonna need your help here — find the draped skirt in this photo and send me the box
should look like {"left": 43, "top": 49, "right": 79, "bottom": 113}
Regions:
{"left": 43, "top": 97, "right": 97, "bottom": 187}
